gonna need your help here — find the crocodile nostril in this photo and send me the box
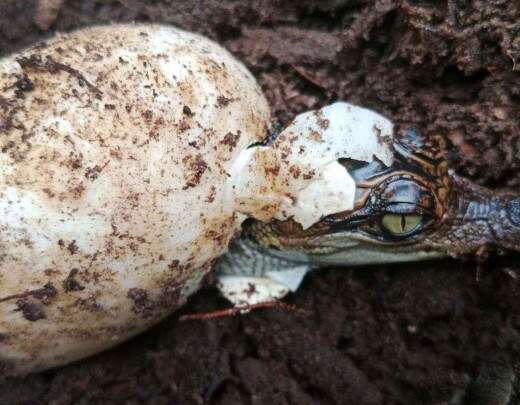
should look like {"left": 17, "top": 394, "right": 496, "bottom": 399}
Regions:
{"left": 506, "top": 200, "right": 520, "bottom": 226}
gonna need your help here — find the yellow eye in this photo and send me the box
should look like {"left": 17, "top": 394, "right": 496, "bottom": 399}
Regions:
{"left": 381, "top": 214, "right": 422, "bottom": 236}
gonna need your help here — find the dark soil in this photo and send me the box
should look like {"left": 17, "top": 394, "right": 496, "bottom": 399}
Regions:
{"left": 1, "top": 1, "right": 520, "bottom": 404}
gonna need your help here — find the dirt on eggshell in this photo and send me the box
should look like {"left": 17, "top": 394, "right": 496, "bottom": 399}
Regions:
{"left": 0, "top": 1, "right": 519, "bottom": 404}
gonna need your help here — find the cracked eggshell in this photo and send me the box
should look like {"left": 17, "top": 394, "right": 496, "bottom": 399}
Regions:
{"left": 0, "top": 23, "right": 269, "bottom": 374}
{"left": 231, "top": 102, "right": 395, "bottom": 228}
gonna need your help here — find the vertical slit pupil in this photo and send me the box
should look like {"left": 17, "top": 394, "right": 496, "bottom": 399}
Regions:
{"left": 400, "top": 215, "right": 406, "bottom": 231}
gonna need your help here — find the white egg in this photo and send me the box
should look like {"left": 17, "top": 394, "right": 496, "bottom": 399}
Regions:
{"left": 0, "top": 21, "right": 397, "bottom": 375}
{"left": 0, "top": 23, "right": 270, "bottom": 374}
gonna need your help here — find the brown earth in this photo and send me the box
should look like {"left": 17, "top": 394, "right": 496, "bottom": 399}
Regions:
{"left": 1, "top": 0, "right": 520, "bottom": 404}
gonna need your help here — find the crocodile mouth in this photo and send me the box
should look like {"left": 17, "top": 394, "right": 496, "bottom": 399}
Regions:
{"left": 254, "top": 230, "right": 446, "bottom": 267}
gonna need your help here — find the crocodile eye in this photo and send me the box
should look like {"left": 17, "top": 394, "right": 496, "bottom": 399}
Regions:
{"left": 381, "top": 213, "right": 422, "bottom": 237}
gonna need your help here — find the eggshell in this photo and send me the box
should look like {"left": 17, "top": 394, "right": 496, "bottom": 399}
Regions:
{"left": 0, "top": 23, "right": 269, "bottom": 374}
{"left": 230, "top": 102, "right": 395, "bottom": 228}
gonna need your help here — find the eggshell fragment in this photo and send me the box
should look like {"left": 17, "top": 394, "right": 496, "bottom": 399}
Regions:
{"left": 0, "top": 24, "right": 270, "bottom": 374}
{"left": 231, "top": 102, "right": 395, "bottom": 228}
{"left": 217, "top": 276, "right": 290, "bottom": 307}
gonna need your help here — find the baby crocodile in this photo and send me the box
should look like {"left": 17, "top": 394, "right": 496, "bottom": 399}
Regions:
{"left": 218, "top": 126, "right": 520, "bottom": 297}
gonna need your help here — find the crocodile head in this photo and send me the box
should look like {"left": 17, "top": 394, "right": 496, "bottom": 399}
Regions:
{"left": 245, "top": 126, "right": 520, "bottom": 266}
